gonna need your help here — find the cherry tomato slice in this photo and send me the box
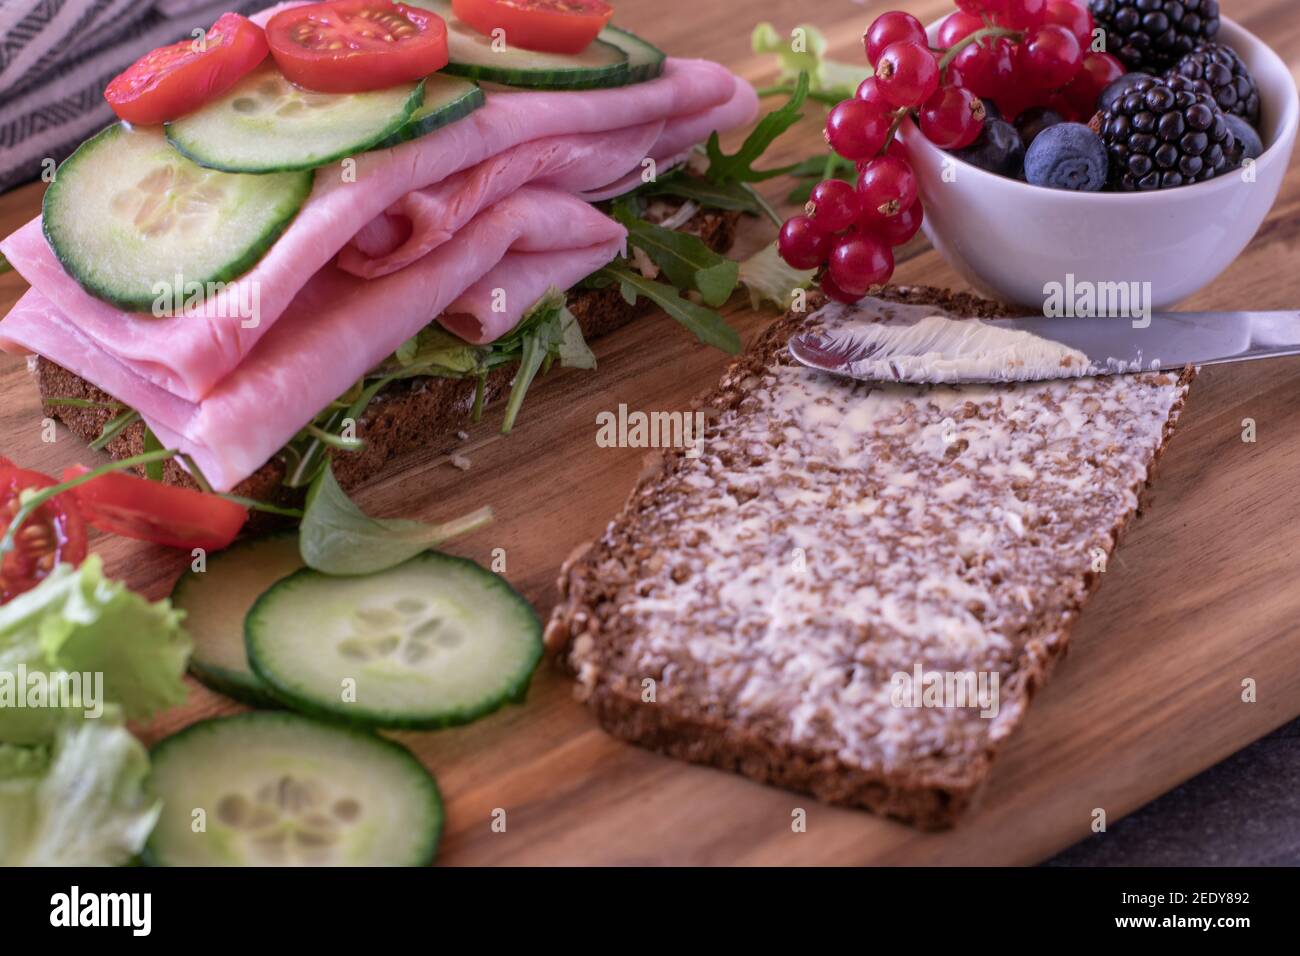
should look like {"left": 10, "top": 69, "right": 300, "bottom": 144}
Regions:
{"left": 266, "top": 0, "right": 450, "bottom": 93}
{"left": 0, "top": 466, "right": 88, "bottom": 603}
{"left": 451, "top": 0, "right": 613, "bottom": 55}
{"left": 62, "top": 466, "right": 248, "bottom": 553}
{"left": 105, "top": 13, "right": 269, "bottom": 125}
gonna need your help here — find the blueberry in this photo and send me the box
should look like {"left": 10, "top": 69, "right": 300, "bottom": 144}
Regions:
{"left": 1024, "top": 123, "right": 1108, "bottom": 191}
{"left": 1225, "top": 113, "right": 1264, "bottom": 161}
{"left": 952, "top": 117, "right": 1025, "bottom": 178}
{"left": 981, "top": 99, "right": 1002, "bottom": 121}
{"left": 1099, "top": 72, "right": 1154, "bottom": 113}
{"left": 1015, "top": 107, "right": 1065, "bottom": 149}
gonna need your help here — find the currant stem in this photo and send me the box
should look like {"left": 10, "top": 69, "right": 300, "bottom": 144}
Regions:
{"left": 937, "top": 25, "right": 1022, "bottom": 75}
{"left": 881, "top": 107, "right": 909, "bottom": 154}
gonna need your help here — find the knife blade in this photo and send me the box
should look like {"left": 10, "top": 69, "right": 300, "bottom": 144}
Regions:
{"left": 788, "top": 310, "right": 1300, "bottom": 385}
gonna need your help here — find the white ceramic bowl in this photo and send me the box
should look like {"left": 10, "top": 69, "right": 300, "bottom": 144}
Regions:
{"left": 896, "top": 17, "right": 1299, "bottom": 310}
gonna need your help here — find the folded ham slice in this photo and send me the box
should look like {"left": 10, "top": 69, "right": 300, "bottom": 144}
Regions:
{"left": 1, "top": 58, "right": 751, "bottom": 402}
{"left": 4, "top": 188, "right": 626, "bottom": 490}
{"left": 338, "top": 121, "right": 665, "bottom": 280}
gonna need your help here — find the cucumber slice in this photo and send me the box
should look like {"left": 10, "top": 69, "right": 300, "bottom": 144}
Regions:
{"left": 166, "top": 63, "right": 423, "bottom": 173}
{"left": 144, "top": 713, "right": 443, "bottom": 867}
{"left": 375, "top": 74, "right": 486, "bottom": 147}
{"left": 600, "top": 25, "right": 665, "bottom": 83}
{"left": 411, "top": 0, "right": 630, "bottom": 89}
{"left": 171, "top": 532, "right": 303, "bottom": 708}
{"left": 42, "top": 124, "right": 311, "bottom": 312}
{"left": 246, "top": 552, "right": 542, "bottom": 729}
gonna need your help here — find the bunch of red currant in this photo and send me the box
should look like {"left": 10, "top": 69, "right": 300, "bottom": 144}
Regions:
{"left": 778, "top": 0, "right": 1125, "bottom": 303}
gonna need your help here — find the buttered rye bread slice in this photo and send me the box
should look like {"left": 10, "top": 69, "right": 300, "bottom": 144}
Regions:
{"left": 546, "top": 285, "right": 1194, "bottom": 829}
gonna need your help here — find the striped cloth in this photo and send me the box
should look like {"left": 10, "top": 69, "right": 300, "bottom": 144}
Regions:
{"left": 0, "top": 0, "right": 264, "bottom": 194}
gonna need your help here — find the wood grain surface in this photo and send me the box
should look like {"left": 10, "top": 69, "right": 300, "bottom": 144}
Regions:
{"left": 1, "top": 0, "right": 1298, "bottom": 865}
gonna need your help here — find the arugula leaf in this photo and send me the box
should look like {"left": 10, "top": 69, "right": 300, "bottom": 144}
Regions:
{"left": 89, "top": 408, "right": 140, "bottom": 451}
{"left": 0, "top": 252, "right": 10, "bottom": 275}
{"left": 142, "top": 425, "right": 165, "bottom": 481}
{"left": 612, "top": 204, "right": 740, "bottom": 308}
{"left": 498, "top": 291, "right": 594, "bottom": 432}
{"left": 601, "top": 263, "right": 741, "bottom": 354}
{"left": 299, "top": 462, "right": 492, "bottom": 575}
{"left": 704, "top": 71, "right": 810, "bottom": 186}
{"left": 639, "top": 175, "right": 764, "bottom": 215}
{"left": 39, "top": 397, "right": 124, "bottom": 411}
{"left": 784, "top": 153, "right": 859, "bottom": 204}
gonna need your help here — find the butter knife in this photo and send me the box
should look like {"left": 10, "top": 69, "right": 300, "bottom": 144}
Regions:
{"left": 788, "top": 310, "right": 1300, "bottom": 385}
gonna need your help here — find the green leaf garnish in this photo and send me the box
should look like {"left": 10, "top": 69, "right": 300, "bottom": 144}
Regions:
{"left": 613, "top": 204, "right": 740, "bottom": 308}
{"left": 601, "top": 263, "right": 741, "bottom": 354}
{"left": 299, "top": 461, "right": 491, "bottom": 575}
{"left": 704, "top": 72, "right": 811, "bottom": 186}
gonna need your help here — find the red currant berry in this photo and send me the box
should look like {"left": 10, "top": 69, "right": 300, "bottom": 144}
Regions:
{"left": 994, "top": 86, "right": 1037, "bottom": 123}
{"left": 1022, "top": 25, "right": 1083, "bottom": 90}
{"left": 824, "top": 98, "right": 892, "bottom": 161}
{"left": 954, "top": 0, "right": 1003, "bottom": 16}
{"left": 829, "top": 232, "right": 895, "bottom": 296}
{"left": 873, "top": 199, "right": 925, "bottom": 246}
{"left": 938, "top": 11, "right": 985, "bottom": 48}
{"left": 1063, "top": 51, "right": 1124, "bottom": 115}
{"left": 948, "top": 36, "right": 1018, "bottom": 99}
{"left": 919, "top": 86, "right": 986, "bottom": 149}
{"left": 820, "top": 271, "right": 864, "bottom": 304}
{"left": 875, "top": 42, "right": 940, "bottom": 109}
{"left": 806, "top": 179, "right": 860, "bottom": 232}
{"left": 857, "top": 155, "right": 918, "bottom": 221}
{"left": 855, "top": 76, "right": 895, "bottom": 114}
{"left": 995, "top": 0, "right": 1047, "bottom": 31}
{"left": 778, "top": 215, "right": 832, "bottom": 270}
{"left": 1043, "top": 0, "right": 1093, "bottom": 46}
{"left": 864, "top": 11, "right": 928, "bottom": 67}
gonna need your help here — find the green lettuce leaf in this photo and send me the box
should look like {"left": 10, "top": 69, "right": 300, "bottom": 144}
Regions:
{"left": 751, "top": 22, "right": 871, "bottom": 99}
{"left": 739, "top": 241, "right": 816, "bottom": 311}
{"left": 0, "top": 556, "right": 190, "bottom": 744}
{"left": 0, "top": 717, "right": 158, "bottom": 866}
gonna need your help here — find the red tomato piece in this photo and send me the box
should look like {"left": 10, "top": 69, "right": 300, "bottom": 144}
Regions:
{"left": 0, "top": 466, "right": 88, "bottom": 603}
{"left": 451, "top": 0, "right": 613, "bottom": 55}
{"left": 62, "top": 466, "right": 248, "bottom": 553}
{"left": 105, "top": 13, "right": 269, "bottom": 125}
{"left": 266, "top": 0, "right": 449, "bottom": 93}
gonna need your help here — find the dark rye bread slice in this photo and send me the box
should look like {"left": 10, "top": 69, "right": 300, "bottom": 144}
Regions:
{"left": 35, "top": 207, "right": 739, "bottom": 518}
{"left": 545, "top": 284, "right": 1196, "bottom": 830}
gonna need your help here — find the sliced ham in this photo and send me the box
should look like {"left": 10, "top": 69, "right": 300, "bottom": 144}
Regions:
{"left": 338, "top": 120, "right": 665, "bottom": 279}
{"left": 578, "top": 75, "right": 761, "bottom": 202}
{"left": 4, "top": 188, "right": 625, "bottom": 490}
{"left": 0, "top": 58, "right": 750, "bottom": 402}
{"left": 442, "top": 248, "right": 611, "bottom": 344}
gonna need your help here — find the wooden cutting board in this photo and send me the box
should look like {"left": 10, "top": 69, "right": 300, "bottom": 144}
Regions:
{"left": 1, "top": 0, "right": 1298, "bottom": 865}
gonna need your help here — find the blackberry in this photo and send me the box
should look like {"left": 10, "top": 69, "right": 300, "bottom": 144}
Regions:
{"left": 1090, "top": 0, "right": 1220, "bottom": 73}
{"left": 1171, "top": 42, "right": 1261, "bottom": 126}
{"left": 1096, "top": 74, "right": 1236, "bottom": 190}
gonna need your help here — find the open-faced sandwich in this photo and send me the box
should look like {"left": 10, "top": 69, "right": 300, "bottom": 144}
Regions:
{"left": 0, "top": 0, "right": 789, "bottom": 529}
